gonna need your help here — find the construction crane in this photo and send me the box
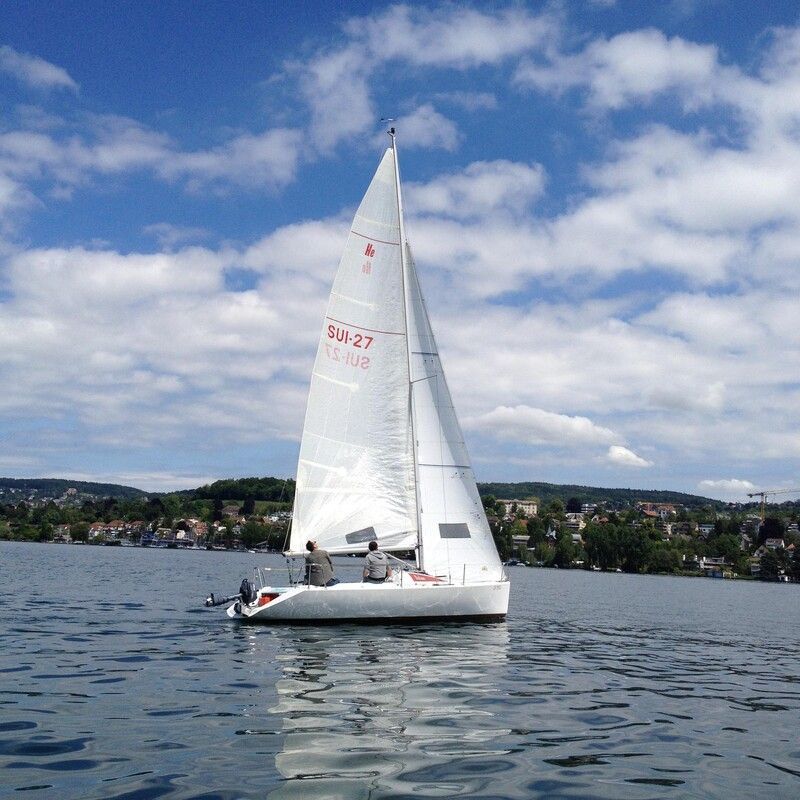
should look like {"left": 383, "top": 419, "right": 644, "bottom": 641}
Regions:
{"left": 746, "top": 488, "right": 800, "bottom": 521}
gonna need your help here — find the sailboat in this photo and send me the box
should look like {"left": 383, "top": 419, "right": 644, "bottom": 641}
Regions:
{"left": 213, "top": 129, "right": 509, "bottom": 621}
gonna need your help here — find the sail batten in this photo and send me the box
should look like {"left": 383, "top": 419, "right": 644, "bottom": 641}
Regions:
{"left": 311, "top": 372, "right": 358, "bottom": 389}
{"left": 330, "top": 293, "right": 377, "bottom": 310}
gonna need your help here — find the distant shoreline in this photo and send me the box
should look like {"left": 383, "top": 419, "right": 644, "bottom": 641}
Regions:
{"left": 1, "top": 539, "right": 766, "bottom": 582}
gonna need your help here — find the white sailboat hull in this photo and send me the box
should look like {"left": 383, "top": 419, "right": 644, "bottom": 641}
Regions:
{"left": 226, "top": 579, "right": 510, "bottom": 622}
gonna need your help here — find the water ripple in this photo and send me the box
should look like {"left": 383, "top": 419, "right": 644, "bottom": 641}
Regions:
{"left": 1, "top": 544, "right": 799, "bottom": 799}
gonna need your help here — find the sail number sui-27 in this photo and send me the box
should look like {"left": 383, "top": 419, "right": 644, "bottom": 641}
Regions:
{"left": 327, "top": 324, "right": 374, "bottom": 349}
{"left": 325, "top": 323, "right": 373, "bottom": 369}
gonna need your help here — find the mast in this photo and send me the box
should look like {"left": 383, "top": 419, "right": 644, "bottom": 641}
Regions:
{"left": 389, "top": 127, "right": 424, "bottom": 571}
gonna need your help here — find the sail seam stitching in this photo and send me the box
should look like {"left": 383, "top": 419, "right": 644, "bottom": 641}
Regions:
{"left": 350, "top": 229, "right": 400, "bottom": 246}
{"left": 326, "top": 315, "right": 404, "bottom": 335}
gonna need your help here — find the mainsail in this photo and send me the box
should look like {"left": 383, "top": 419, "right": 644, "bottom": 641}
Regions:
{"left": 290, "top": 149, "right": 417, "bottom": 554}
{"left": 290, "top": 139, "right": 502, "bottom": 580}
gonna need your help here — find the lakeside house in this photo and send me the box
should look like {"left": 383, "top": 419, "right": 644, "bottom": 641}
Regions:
{"left": 511, "top": 532, "right": 529, "bottom": 555}
{"left": 54, "top": 524, "right": 71, "bottom": 543}
{"left": 696, "top": 555, "right": 732, "bottom": 577}
{"left": 740, "top": 516, "right": 762, "bottom": 537}
{"left": 498, "top": 499, "right": 538, "bottom": 518}
{"left": 88, "top": 520, "right": 148, "bottom": 542}
{"left": 636, "top": 502, "right": 678, "bottom": 519}
{"left": 698, "top": 523, "right": 715, "bottom": 538}
{"left": 763, "top": 537, "right": 786, "bottom": 550}
{"left": 564, "top": 513, "right": 586, "bottom": 532}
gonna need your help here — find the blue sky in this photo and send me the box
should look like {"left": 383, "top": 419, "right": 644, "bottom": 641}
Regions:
{"left": 1, "top": 1, "right": 799, "bottom": 501}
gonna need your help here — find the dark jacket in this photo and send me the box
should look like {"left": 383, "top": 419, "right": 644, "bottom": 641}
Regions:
{"left": 305, "top": 548, "right": 334, "bottom": 586}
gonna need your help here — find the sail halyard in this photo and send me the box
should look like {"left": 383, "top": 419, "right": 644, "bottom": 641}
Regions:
{"left": 389, "top": 129, "right": 424, "bottom": 571}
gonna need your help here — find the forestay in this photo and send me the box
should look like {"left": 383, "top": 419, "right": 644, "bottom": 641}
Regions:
{"left": 289, "top": 149, "right": 417, "bottom": 555}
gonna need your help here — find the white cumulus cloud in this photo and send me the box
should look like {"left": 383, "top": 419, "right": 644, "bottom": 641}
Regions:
{"left": 386, "top": 104, "right": 460, "bottom": 152}
{"left": 515, "top": 28, "right": 720, "bottom": 110}
{"left": 464, "top": 405, "right": 618, "bottom": 447}
{"left": 698, "top": 478, "right": 757, "bottom": 495}
{"left": 406, "top": 160, "right": 545, "bottom": 219}
{"left": 0, "top": 45, "right": 78, "bottom": 91}
{"left": 298, "top": 5, "right": 559, "bottom": 151}
{"left": 143, "top": 223, "right": 210, "bottom": 250}
{"left": 0, "top": 114, "right": 304, "bottom": 214}
{"left": 606, "top": 445, "right": 652, "bottom": 468}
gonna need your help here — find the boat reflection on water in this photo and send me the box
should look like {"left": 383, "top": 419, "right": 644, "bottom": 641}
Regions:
{"left": 265, "top": 623, "right": 511, "bottom": 800}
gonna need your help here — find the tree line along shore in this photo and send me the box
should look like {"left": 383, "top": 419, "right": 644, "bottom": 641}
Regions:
{"left": 1, "top": 477, "right": 798, "bottom": 582}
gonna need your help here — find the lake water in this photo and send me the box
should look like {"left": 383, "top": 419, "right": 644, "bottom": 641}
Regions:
{"left": 1, "top": 541, "right": 799, "bottom": 799}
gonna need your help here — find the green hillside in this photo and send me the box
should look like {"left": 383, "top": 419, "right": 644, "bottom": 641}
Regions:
{"left": 0, "top": 477, "right": 147, "bottom": 500}
{"left": 193, "top": 477, "right": 295, "bottom": 502}
{"left": 1, "top": 475, "right": 735, "bottom": 511}
{"left": 477, "top": 481, "right": 727, "bottom": 511}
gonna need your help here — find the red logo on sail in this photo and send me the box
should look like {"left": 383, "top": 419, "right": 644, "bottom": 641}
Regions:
{"left": 364, "top": 243, "right": 375, "bottom": 257}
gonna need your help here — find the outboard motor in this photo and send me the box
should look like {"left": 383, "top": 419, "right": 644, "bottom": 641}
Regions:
{"left": 205, "top": 591, "right": 239, "bottom": 607}
{"left": 203, "top": 577, "right": 258, "bottom": 609}
{"left": 204, "top": 576, "right": 257, "bottom": 608}
{"left": 239, "top": 578, "right": 258, "bottom": 605}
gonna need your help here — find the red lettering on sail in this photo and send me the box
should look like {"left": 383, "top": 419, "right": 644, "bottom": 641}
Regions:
{"left": 326, "top": 325, "right": 373, "bottom": 349}
{"left": 364, "top": 243, "right": 375, "bottom": 257}
{"left": 324, "top": 326, "right": 373, "bottom": 371}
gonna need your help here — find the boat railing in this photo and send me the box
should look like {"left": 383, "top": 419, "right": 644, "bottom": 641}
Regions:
{"left": 277, "top": 555, "right": 334, "bottom": 587}
{"left": 250, "top": 560, "right": 304, "bottom": 589}
{"left": 284, "top": 556, "right": 308, "bottom": 587}
{"left": 253, "top": 565, "right": 278, "bottom": 590}
{"left": 254, "top": 554, "right": 508, "bottom": 588}
{"left": 383, "top": 554, "right": 507, "bottom": 586}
